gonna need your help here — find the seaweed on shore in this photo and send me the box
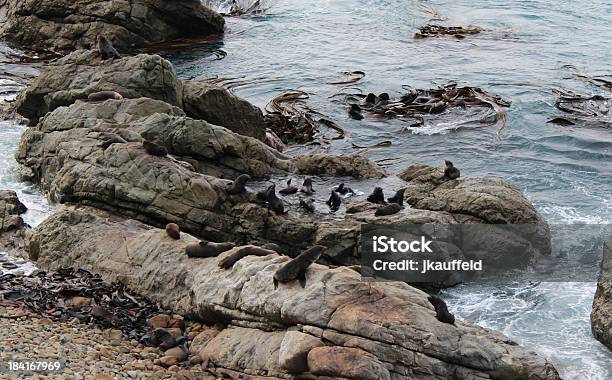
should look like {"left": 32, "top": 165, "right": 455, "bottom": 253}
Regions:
{"left": 0, "top": 269, "right": 163, "bottom": 345}
{"left": 414, "top": 24, "right": 482, "bottom": 39}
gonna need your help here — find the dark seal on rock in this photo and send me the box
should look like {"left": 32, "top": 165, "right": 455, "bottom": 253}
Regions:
{"left": 443, "top": 160, "right": 460, "bottom": 180}
{"left": 98, "top": 134, "right": 127, "bottom": 150}
{"left": 87, "top": 91, "right": 123, "bottom": 102}
{"left": 256, "top": 184, "right": 275, "bottom": 201}
{"left": 334, "top": 183, "right": 355, "bottom": 195}
{"left": 428, "top": 295, "right": 455, "bottom": 325}
{"left": 98, "top": 35, "right": 121, "bottom": 60}
{"left": 326, "top": 191, "right": 341, "bottom": 212}
{"left": 273, "top": 245, "right": 325, "bottom": 289}
{"left": 375, "top": 203, "right": 402, "bottom": 216}
{"left": 226, "top": 174, "right": 251, "bottom": 195}
{"left": 218, "top": 246, "right": 277, "bottom": 269}
{"left": 279, "top": 178, "right": 298, "bottom": 195}
{"left": 300, "top": 198, "right": 315, "bottom": 213}
{"left": 387, "top": 188, "right": 406, "bottom": 206}
{"left": 366, "top": 187, "right": 385, "bottom": 204}
{"left": 267, "top": 187, "right": 285, "bottom": 214}
{"left": 165, "top": 223, "right": 180, "bottom": 240}
{"left": 260, "top": 243, "right": 283, "bottom": 254}
{"left": 185, "top": 241, "right": 235, "bottom": 258}
{"left": 300, "top": 177, "right": 315, "bottom": 194}
{"left": 143, "top": 140, "right": 168, "bottom": 157}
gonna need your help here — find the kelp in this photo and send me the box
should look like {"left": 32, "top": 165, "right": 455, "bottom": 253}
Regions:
{"left": 417, "top": 3, "right": 448, "bottom": 22}
{"left": 553, "top": 94, "right": 611, "bottom": 127}
{"left": 204, "top": 0, "right": 272, "bottom": 16}
{"left": 0, "top": 269, "right": 162, "bottom": 344}
{"left": 414, "top": 25, "right": 482, "bottom": 39}
{"left": 565, "top": 65, "right": 612, "bottom": 91}
{"left": 329, "top": 71, "right": 366, "bottom": 85}
{"left": 265, "top": 90, "right": 345, "bottom": 144}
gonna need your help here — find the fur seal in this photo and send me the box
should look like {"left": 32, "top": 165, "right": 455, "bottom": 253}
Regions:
{"left": 376, "top": 93, "right": 390, "bottom": 107}
{"left": 260, "top": 243, "right": 283, "bottom": 254}
{"left": 375, "top": 203, "right": 402, "bottom": 216}
{"left": 98, "top": 35, "right": 121, "bottom": 60}
{"left": 98, "top": 134, "right": 127, "bottom": 150}
{"left": 226, "top": 174, "right": 251, "bottom": 195}
{"left": 165, "top": 223, "right": 180, "bottom": 240}
{"left": 427, "top": 295, "right": 455, "bottom": 325}
{"left": 142, "top": 140, "right": 168, "bottom": 157}
{"left": 366, "top": 187, "right": 386, "bottom": 204}
{"left": 273, "top": 245, "right": 325, "bottom": 289}
{"left": 218, "top": 246, "right": 277, "bottom": 269}
{"left": 185, "top": 241, "right": 235, "bottom": 258}
{"left": 387, "top": 188, "right": 406, "bottom": 206}
{"left": 443, "top": 160, "right": 460, "bottom": 180}
{"left": 348, "top": 103, "right": 364, "bottom": 120}
{"left": 88, "top": 91, "right": 123, "bottom": 102}
{"left": 300, "top": 177, "right": 315, "bottom": 194}
{"left": 326, "top": 190, "right": 342, "bottom": 212}
{"left": 279, "top": 178, "right": 298, "bottom": 195}
{"left": 299, "top": 198, "right": 315, "bottom": 213}
{"left": 361, "top": 93, "right": 378, "bottom": 108}
{"left": 256, "top": 184, "right": 275, "bottom": 201}
{"left": 267, "top": 188, "right": 285, "bottom": 214}
{"left": 334, "top": 183, "right": 355, "bottom": 195}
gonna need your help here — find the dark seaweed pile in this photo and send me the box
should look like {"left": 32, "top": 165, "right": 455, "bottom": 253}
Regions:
{"left": 414, "top": 24, "right": 482, "bottom": 39}
{"left": 0, "top": 269, "right": 162, "bottom": 344}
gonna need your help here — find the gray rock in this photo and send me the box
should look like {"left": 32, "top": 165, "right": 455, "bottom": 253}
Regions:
{"left": 592, "top": 236, "right": 612, "bottom": 350}
{"left": 0, "top": 0, "right": 224, "bottom": 53}
{"left": 29, "top": 206, "right": 561, "bottom": 379}
{"left": 0, "top": 189, "right": 27, "bottom": 232}
{"left": 278, "top": 331, "right": 323, "bottom": 373}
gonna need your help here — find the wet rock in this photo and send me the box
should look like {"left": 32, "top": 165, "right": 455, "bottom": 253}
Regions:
{"left": 278, "top": 331, "right": 324, "bottom": 373}
{"left": 308, "top": 346, "right": 390, "bottom": 380}
{"left": 158, "top": 355, "right": 178, "bottom": 368}
{"left": 0, "top": 189, "right": 27, "bottom": 233}
{"left": 0, "top": 0, "right": 224, "bottom": 53}
{"left": 592, "top": 236, "right": 612, "bottom": 351}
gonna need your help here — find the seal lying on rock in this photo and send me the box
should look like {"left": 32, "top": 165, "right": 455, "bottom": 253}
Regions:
{"left": 428, "top": 295, "right": 455, "bottom": 325}
{"left": 326, "top": 191, "right": 341, "bottom": 212}
{"left": 443, "top": 160, "right": 460, "bottom": 180}
{"left": 98, "top": 35, "right": 121, "bottom": 60}
{"left": 375, "top": 203, "right": 402, "bottom": 216}
{"left": 273, "top": 245, "right": 326, "bottom": 289}
{"left": 98, "top": 134, "right": 127, "bottom": 150}
{"left": 300, "top": 177, "right": 315, "bottom": 194}
{"left": 165, "top": 223, "right": 180, "bottom": 240}
{"left": 185, "top": 241, "right": 235, "bottom": 258}
{"left": 226, "top": 174, "right": 251, "bottom": 195}
{"left": 87, "top": 91, "right": 123, "bottom": 102}
{"left": 300, "top": 198, "right": 315, "bottom": 213}
{"left": 142, "top": 141, "right": 168, "bottom": 157}
{"left": 367, "top": 187, "right": 386, "bottom": 204}
{"left": 334, "top": 183, "right": 355, "bottom": 195}
{"left": 256, "top": 184, "right": 275, "bottom": 201}
{"left": 218, "top": 246, "right": 277, "bottom": 269}
{"left": 279, "top": 178, "right": 298, "bottom": 195}
{"left": 387, "top": 188, "right": 406, "bottom": 206}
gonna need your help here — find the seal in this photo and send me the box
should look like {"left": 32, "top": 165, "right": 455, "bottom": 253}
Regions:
{"left": 267, "top": 188, "right": 285, "bottom": 214}
{"left": 218, "top": 245, "right": 277, "bottom": 269}
{"left": 376, "top": 93, "right": 390, "bottom": 107}
{"left": 256, "top": 184, "right": 275, "bottom": 201}
{"left": 279, "top": 178, "right": 298, "bottom": 195}
{"left": 260, "top": 243, "right": 283, "bottom": 254}
{"left": 98, "top": 35, "right": 121, "bottom": 60}
{"left": 348, "top": 103, "right": 364, "bottom": 120}
{"left": 273, "top": 245, "right": 326, "bottom": 289}
{"left": 334, "top": 183, "right": 355, "bottom": 195}
{"left": 375, "top": 203, "right": 402, "bottom": 216}
{"left": 226, "top": 174, "right": 251, "bottom": 195}
{"left": 98, "top": 134, "right": 127, "bottom": 150}
{"left": 366, "top": 187, "right": 386, "bottom": 204}
{"left": 300, "top": 177, "right": 315, "bottom": 194}
{"left": 185, "top": 241, "right": 235, "bottom": 258}
{"left": 427, "top": 295, "right": 455, "bottom": 325}
{"left": 88, "top": 91, "right": 123, "bottom": 102}
{"left": 387, "top": 188, "right": 406, "bottom": 206}
{"left": 165, "top": 223, "right": 180, "bottom": 240}
{"left": 326, "top": 190, "right": 341, "bottom": 212}
{"left": 443, "top": 160, "right": 460, "bottom": 180}
{"left": 300, "top": 197, "right": 315, "bottom": 213}
{"left": 142, "top": 140, "right": 168, "bottom": 157}
{"left": 361, "top": 93, "right": 378, "bottom": 108}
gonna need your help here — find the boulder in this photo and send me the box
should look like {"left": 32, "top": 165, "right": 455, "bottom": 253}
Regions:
{"left": 592, "top": 236, "right": 612, "bottom": 350}
{"left": 0, "top": 0, "right": 224, "bottom": 53}
{"left": 28, "top": 205, "right": 561, "bottom": 380}
{"left": 278, "top": 331, "right": 324, "bottom": 373}
{"left": 0, "top": 189, "right": 27, "bottom": 232}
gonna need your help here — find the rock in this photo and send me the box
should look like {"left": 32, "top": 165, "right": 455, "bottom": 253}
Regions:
{"left": 592, "top": 236, "right": 612, "bottom": 350}
{"left": 181, "top": 81, "right": 267, "bottom": 141}
{"left": 164, "top": 346, "right": 188, "bottom": 362}
{"left": 190, "top": 328, "right": 221, "bottom": 354}
{"left": 0, "top": 0, "right": 224, "bottom": 53}
{"left": 30, "top": 208, "right": 560, "bottom": 379}
{"left": 278, "top": 331, "right": 324, "bottom": 373}
{"left": 307, "top": 346, "right": 390, "bottom": 380}
{"left": 158, "top": 355, "right": 178, "bottom": 368}
{"left": 147, "top": 314, "right": 172, "bottom": 330}
{"left": 0, "top": 190, "right": 27, "bottom": 233}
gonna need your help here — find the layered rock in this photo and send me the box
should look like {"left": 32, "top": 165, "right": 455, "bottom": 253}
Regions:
{"left": 0, "top": 190, "right": 28, "bottom": 254}
{"left": 0, "top": 0, "right": 224, "bottom": 53}
{"left": 29, "top": 205, "right": 561, "bottom": 380}
{"left": 591, "top": 236, "right": 612, "bottom": 350}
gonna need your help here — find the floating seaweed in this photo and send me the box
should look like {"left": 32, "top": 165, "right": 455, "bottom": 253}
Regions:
{"left": 329, "top": 71, "right": 366, "bottom": 85}
{"left": 553, "top": 94, "right": 611, "bottom": 128}
{"left": 414, "top": 25, "right": 482, "bottom": 39}
{"left": 565, "top": 65, "right": 612, "bottom": 91}
{"left": 0, "top": 269, "right": 163, "bottom": 345}
{"left": 417, "top": 3, "right": 448, "bottom": 22}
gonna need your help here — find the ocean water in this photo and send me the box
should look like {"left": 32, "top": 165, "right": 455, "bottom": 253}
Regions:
{"left": 1, "top": 0, "right": 611, "bottom": 377}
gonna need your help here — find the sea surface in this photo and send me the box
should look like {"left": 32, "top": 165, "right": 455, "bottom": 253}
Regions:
{"left": 1, "top": 0, "right": 612, "bottom": 377}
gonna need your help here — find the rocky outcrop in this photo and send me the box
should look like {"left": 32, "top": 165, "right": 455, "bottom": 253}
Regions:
{"left": 592, "top": 236, "right": 612, "bottom": 350}
{"left": 0, "top": 190, "right": 26, "bottom": 233}
{"left": 29, "top": 205, "right": 561, "bottom": 380}
{"left": 0, "top": 0, "right": 224, "bottom": 53}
